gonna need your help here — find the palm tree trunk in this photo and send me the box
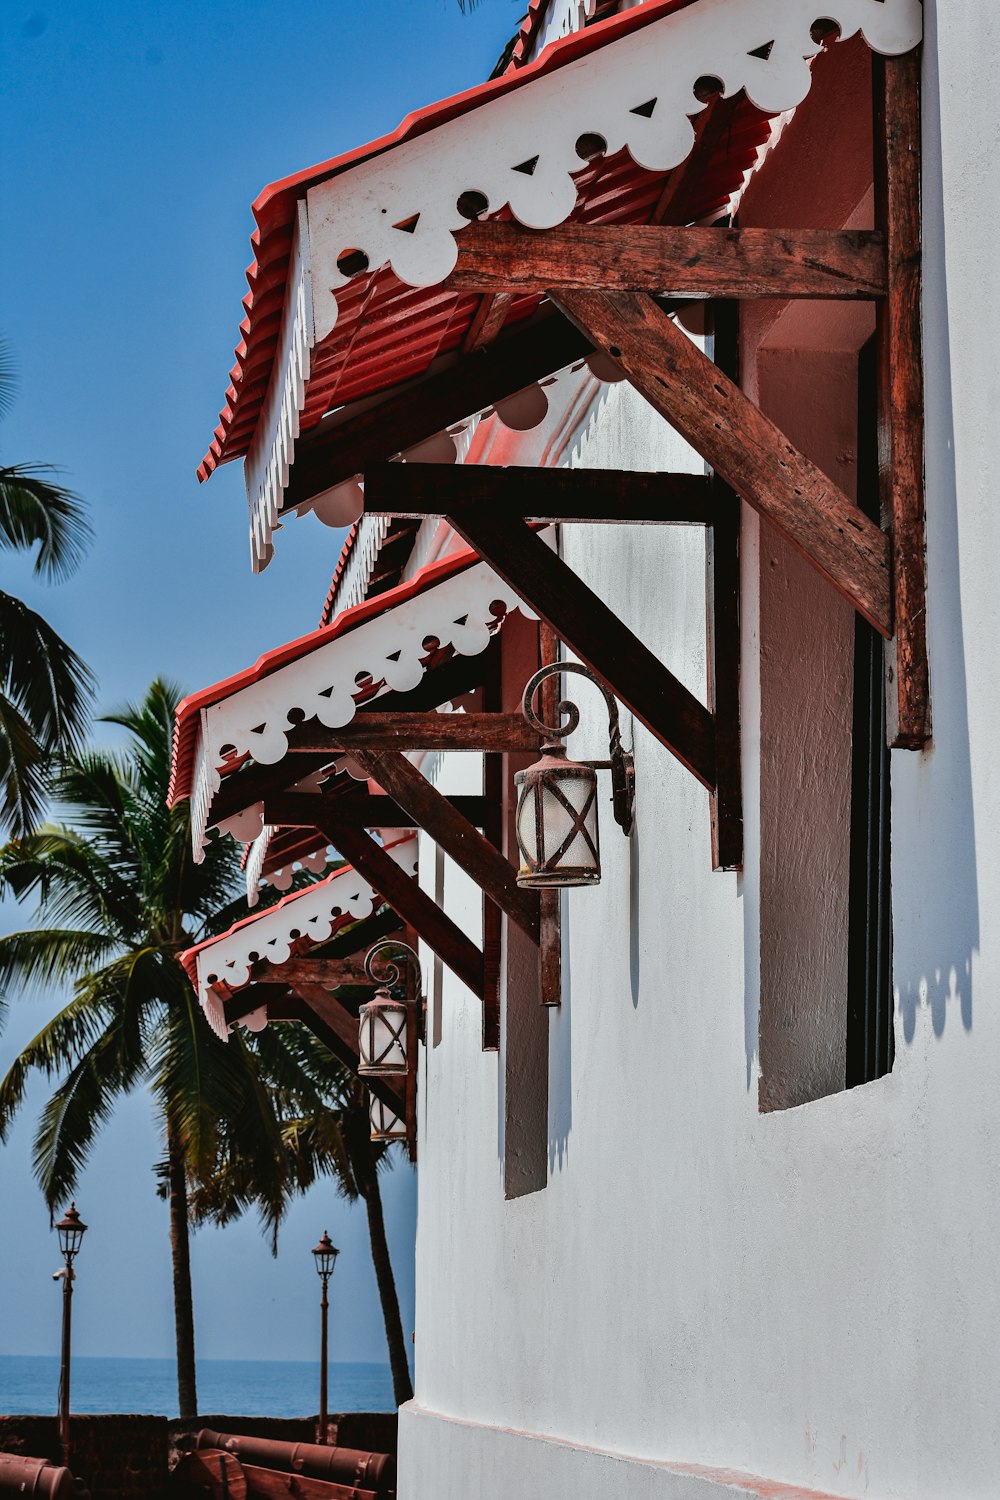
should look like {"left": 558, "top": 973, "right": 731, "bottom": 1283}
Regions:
{"left": 358, "top": 1147, "right": 413, "bottom": 1406}
{"left": 167, "top": 1127, "right": 199, "bottom": 1420}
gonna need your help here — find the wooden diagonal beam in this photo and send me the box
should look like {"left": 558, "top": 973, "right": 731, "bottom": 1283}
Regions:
{"left": 282, "top": 312, "right": 593, "bottom": 512}
{"left": 553, "top": 290, "right": 893, "bottom": 637}
{"left": 363, "top": 462, "right": 714, "bottom": 525}
{"left": 264, "top": 790, "right": 488, "bottom": 829}
{"left": 322, "top": 823, "right": 485, "bottom": 1002}
{"left": 444, "top": 224, "right": 888, "bottom": 299}
{"left": 438, "top": 509, "right": 717, "bottom": 790}
{"left": 875, "top": 50, "right": 929, "bottom": 747}
{"left": 350, "top": 749, "right": 539, "bottom": 943}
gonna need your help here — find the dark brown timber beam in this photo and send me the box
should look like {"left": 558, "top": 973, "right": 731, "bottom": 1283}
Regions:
{"left": 363, "top": 463, "right": 714, "bottom": 525}
{"left": 322, "top": 823, "right": 485, "bottom": 1001}
{"left": 350, "top": 749, "right": 539, "bottom": 943}
{"left": 553, "top": 290, "right": 892, "bottom": 637}
{"left": 281, "top": 312, "right": 594, "bottom": 511}
{"left": 444, "top": 510, "right": 717, "bottom": 789}
{"left": 264, "top": 955, "right": 370, "bottom": 989}
{"left": 875, "top": 50, "right": 929, "bottom": 746}
{"left": 444, "top": 224, "right": 888, "bottom": 299}
{"left": 263, "top": 790, "right": 487, "bottom": 828}
{"left": 705, "top": 302, "right": 744, "bottom": 872}
{"left": 283, "top": 713, "right": 539, "bottom": 754}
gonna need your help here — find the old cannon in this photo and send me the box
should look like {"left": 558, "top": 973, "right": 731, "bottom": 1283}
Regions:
{"left": 188, "top": 1430, "right": 395, "bottom": 1500}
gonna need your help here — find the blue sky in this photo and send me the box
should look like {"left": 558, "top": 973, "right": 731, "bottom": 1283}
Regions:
{"left": 0, "top": 0, "right": 523, "bottom": 1376}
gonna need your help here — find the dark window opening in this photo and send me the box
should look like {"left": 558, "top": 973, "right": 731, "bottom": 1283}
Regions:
{"left": 846, "top": 339, "right": 893, "bottom": 1087}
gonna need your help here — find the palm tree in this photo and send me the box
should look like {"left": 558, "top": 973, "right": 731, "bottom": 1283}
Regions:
{"left": 0, "top": 681, "right": 310, "bottom": 1418}
{"left": 0, "top": 339, "right": 94, "bottom": 836}
{"left": 193, "top": 1059, "right": 414, "bottom": 1407}
{"left": 0, "top": 679, "right": 414, "bottom": 1416}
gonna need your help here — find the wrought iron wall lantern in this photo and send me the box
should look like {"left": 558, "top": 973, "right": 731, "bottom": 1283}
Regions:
{"left": 358, "top": 940, "right": 423, "bottom": 1158}
{"left": 514, "top": 662, "right": 635, "bottom": 890}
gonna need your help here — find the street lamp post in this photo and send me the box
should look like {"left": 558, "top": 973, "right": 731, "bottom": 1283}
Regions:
{"left": 311, "top": 1231, "right": 339, "bottom": 1443}
{"left": 54, "top": 1204, "right": 87, "bottom": 1467}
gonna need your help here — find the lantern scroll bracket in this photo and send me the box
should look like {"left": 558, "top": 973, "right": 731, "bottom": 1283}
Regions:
{"left": 522, "top": 661, "right": 636, "bottom": 837}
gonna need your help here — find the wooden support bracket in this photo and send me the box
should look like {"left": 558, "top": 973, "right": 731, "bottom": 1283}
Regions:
{"left": 445, "top": 223, "right": 888, "bottom": 300}
{"left": 875, "top": 48, "right": 930, "bottom": 747}
{"left": 263, "top": 790, "right": 488, "bottom": 829}
{"left": 705, "top": 302, "right": 744, "bottom": 872}
{"left": 321, "top": 822, "right": 485, "bottom": 1002}
{"left": 350, "top": 748, "right": 539, "bottom": 943}
{"left": 552, "top": 289, "right": 893, "bottom": 637}
{"left": 413, "top": 505, "right": 717, "bottom": 790}
{"left": 363, "top": 462, "right": 714, "bottom": 525}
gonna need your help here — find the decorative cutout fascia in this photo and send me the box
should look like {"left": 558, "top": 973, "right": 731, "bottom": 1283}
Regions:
{"left": 194, "top": 837, "right": 418, "bottom": 1039}
{"left": 245, "top": 202, "right": 314, "bottom": 574}
{"left": 306, "top": 0, "right": 920, "bottom": 320}
{"left": 189, "top": 560, "right": 532, "bottom": 859}
{"left": 245, "top": 0, "right": 920, "bottom": 563}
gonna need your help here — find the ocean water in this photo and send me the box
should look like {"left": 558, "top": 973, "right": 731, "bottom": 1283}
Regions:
{"left": 0, "top": 1355, "right": 395, "bottom": 1418}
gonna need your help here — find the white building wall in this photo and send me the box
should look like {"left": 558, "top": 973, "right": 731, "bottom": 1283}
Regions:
{"left": 400, "top": 7, "right": 1000, "bottom": 1496}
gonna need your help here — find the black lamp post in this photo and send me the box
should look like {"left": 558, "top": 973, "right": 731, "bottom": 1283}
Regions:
{"left": 312, "top": 1231, "right": 339, "bottom": 1442}
{"left": 54, "top": 1203, "right": 87, "bottom": 1467}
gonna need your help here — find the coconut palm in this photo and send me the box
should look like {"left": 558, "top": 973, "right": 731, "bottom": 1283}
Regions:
{"left": 192, "top": 1059, "right": 414, "bottom": 1406}
{"left": 0, "top": 678, "right": 413, "bottom": 1416}
{"left": 0, "top": 339, "right": 94, "bottom": 837}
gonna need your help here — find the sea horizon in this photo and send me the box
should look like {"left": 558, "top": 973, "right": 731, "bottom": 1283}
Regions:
{"left": 0, "top": 1353, "right": 397, "bottom": 1418}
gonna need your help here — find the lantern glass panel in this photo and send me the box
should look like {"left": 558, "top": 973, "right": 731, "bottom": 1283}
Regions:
{"left": 358, "top": 993, "right": 407, "bottom": 1075}
{"left": 369, "top": 1093, "right": 408, "bottom": 1142}
{"left": 515, "top": 757, "right": 600, "bottom": 887}
{"left": 56, "top": 1206, "right": 87, "bottom": 1258}
{"left": 540, "top": 774, "right": 599, "bottom": 874}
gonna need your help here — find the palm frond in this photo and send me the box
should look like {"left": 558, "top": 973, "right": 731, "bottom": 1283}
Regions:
{"left": 0, "top": 692, "right": 46, "bottom": 836}
{"left": 31, "top": 1015, "right": 146, "bottom": 1208}
{"left": 0, "top": 927, "right": 118, "bottom": 994}
{"left": 0, "top": 590, "right": 94, "bottom": 749}
{"left": 0, "top": 986, "right": 123, "bottom": 1141}
{"left": 0, "top": 339, "right": 16, "bottom": 420}
{"left": 0, "top": 466, "right": 91, "bottom": 581}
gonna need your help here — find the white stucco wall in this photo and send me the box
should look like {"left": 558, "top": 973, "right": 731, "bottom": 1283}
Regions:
{"left": 400, "top": 8, "right": 1000, "bottom": 1497}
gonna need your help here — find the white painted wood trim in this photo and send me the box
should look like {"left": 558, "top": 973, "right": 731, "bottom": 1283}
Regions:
{"left": 188, "top": 560, "right": 534, "bottom": 859}
{"left": 195, "top": 836, "right": 419, "bottom": 1037}
{"left": 243, "top": 0, "right": 922, "bottom": 564}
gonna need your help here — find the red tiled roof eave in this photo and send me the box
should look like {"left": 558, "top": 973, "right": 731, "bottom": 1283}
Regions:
{"left": 178, "top": 836, "right": 414, "bottom": 988}
{"left": 197, "top": 0, "right": 710, "bottom": 483}
{"left": 168, "top": 545, "right": 485, "bottom": 807}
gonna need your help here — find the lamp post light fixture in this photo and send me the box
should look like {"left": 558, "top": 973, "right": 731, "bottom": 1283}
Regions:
{"left": 359, "top": 942, "right": 422, "bottom": 1158}
{"left": 312, "top": 1230, "right": 339, "bottom": 1442}
{"left": 54, "top": 1203, "right": 87, "bottom": 1467}
{"left": 514, "top": 662, "right": 635, "bottom": 890}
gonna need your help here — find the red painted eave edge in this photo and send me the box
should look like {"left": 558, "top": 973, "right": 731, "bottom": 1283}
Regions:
{"left": 177, "top": 834, "right": 416, "bottom": 985}
{"left": 168, "top": 545, "right": 483, "bottom": 807}
{"left": 198, "top": 0, "right": 701, "bottom": 480}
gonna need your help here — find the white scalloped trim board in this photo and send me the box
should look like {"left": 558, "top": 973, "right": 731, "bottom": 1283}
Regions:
{"left": 240, "top": 0, "right": 922, "bottom": 565}
{"left": 188, "top": 560, "right": 535, "bottom": 859}
{"left": 245, "top": 201, "right": 313, "bottom": 573}
{"left": 195, "top": 837, "right": 419, "bottom": 1039}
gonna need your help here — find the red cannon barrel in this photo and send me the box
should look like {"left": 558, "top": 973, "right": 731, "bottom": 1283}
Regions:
{"left": 0, "top": 1455, "right": 78, "bottom": 1500}
{"left": 193, "top": 1431, "right": 395, "bottom": 1498}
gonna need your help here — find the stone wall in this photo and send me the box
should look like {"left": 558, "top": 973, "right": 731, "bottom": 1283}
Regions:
{"left": 0, "top": 1415, "right": 168, "bottom": 1500}
{"left": 0, "top": 1412, "right": 396, "bottom": 1499}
